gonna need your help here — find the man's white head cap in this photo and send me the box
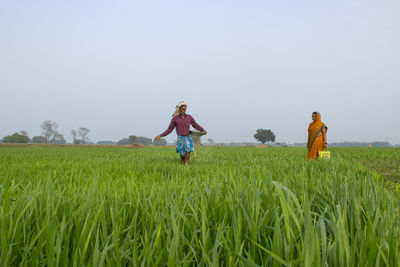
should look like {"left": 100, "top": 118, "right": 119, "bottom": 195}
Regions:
{"left": 172, "top": 101, "right": 188, "bottom": 116}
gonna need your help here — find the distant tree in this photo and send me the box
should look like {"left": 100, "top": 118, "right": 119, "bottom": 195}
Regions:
{"left": 253, "top": 129, "right": 276, "bottom": 144}
{"left": 136, "top": 136, "right": 152, "bottom": 145}
{"left": 118, "top": 138, "right": 130, "bottom": 145}
{"left": 20, "top": 130, "right": 29, "bottom": 139}
{"left": 3, "top": 132, "right": 29, "bottom": 143}
{"left": 41, "top": 120, "right": 62, "bottom": 143}
{"left": 129, "top": 135, "right": 137, "bottom": 144}
{"left": 71, "top": 130, "right": 78, "bottom": 144}
{"left": 153, "top": 138, "right": 167, "bottom": 146}
{"left": 31, "top": 136, "right": 47, "bottom": 143}
{"left": 207, "top": 138, "right": 214, "bottom": 145}
{"left": 52, "top": 134, "right": 67, "bottom": 144}
{"left": 77, "top": 127, "right": 90, "bottom": 144}
{"left": 51, "top": 132, "right": 65, "bottom": 144}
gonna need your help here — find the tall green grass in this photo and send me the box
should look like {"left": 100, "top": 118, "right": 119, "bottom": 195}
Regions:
{"left": 0, "top": 147, "right": 399, "bottom": 266}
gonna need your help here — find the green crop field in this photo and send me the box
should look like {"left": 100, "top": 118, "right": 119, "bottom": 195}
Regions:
{"left": 0, "top": 146, "right": 399, "bottom": 266}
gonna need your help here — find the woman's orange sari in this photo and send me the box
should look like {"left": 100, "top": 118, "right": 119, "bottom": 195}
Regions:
{"left": 307, "top": 113, "right": 327, "bottom": 160}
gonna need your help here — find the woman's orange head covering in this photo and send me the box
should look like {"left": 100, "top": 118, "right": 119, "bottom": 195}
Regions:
{"left": 313, "top": 112, "right": 321, "bottom": 122}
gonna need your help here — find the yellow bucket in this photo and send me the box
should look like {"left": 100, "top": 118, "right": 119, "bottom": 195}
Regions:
{"left": 319, "top": 151, "right": 331, "bottom": 160}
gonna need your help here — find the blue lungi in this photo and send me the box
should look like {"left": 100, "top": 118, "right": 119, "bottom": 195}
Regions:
{"left": 176, "top": 135, "right": 194, "bottom": 156}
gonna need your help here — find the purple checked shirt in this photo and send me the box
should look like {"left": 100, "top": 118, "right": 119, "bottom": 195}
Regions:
{"left": 160, "top": 114, "right": 205, "bottom": 137}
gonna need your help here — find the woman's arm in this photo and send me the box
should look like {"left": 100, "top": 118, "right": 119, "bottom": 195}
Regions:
{"left": 322, "top": 127, "right": 327, "bottom": 148}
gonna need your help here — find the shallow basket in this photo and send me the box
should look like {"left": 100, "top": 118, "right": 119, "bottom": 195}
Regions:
{"left": 189, "top": 130, "right": 206, "bottom": 137}
{"left": 319, "top": 151, "right": 331, "bottom": 160}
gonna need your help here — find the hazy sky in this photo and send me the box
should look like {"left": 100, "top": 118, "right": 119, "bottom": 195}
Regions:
{"left": 1, "top": 0, "right": 399, "bottom": 144}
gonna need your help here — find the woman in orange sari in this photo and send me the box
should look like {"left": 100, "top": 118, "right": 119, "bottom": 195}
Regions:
{"left": 307, "top": 112, "right": 328, "bottom": 160}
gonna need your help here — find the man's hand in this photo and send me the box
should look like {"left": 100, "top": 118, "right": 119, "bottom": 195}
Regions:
{"left": 155, "top": 136, "right": 161, "bottom": 141}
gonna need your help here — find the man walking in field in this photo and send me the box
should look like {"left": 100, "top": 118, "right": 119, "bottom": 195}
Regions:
{"left": 155, "top": 101, "right": 207, "bottom": 165}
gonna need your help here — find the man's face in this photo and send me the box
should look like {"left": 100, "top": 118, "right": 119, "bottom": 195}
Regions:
{"left": 180, "top": 105, "right": 187, "bottom": 113}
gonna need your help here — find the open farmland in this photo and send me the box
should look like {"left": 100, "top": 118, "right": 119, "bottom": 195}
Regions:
{"left": 0, "top": 146, "right": 399, "bottom": 266}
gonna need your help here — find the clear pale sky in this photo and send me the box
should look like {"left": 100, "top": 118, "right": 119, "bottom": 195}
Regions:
{"left": 1, "top": 0, "right": 399, "bottom": 144}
